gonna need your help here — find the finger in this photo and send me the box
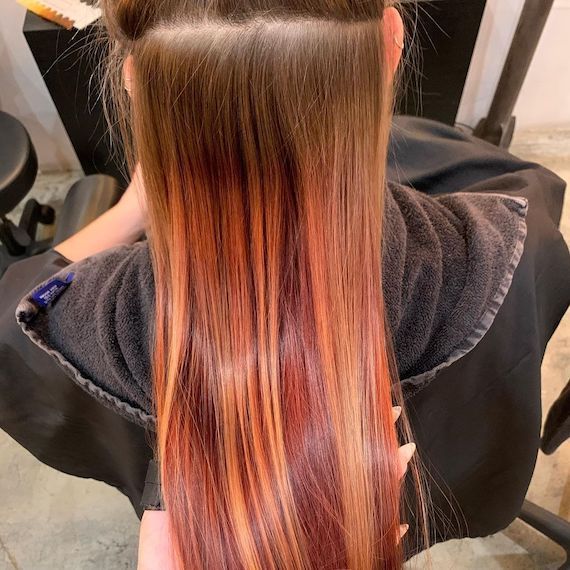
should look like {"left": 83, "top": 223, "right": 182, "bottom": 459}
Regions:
{"left": 398, "top": 442, "right": 416, "bottom": 479}
{"left": 392, "top": 406, "right": 402, "bottom": 423}
{"left": 138, "top": 511, "right": 176, "bottom": 570}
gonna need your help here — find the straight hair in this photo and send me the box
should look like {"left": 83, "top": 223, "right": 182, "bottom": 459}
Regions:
{"left": 101, "top": 0, "right": 428, "bottom": 567}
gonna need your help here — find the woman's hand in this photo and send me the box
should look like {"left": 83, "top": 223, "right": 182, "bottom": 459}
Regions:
{"left": 393, "top": 405, "right": 416, "bottom": 542}
{"left": 394, "top": 406, "right": 416, "bottom": 480}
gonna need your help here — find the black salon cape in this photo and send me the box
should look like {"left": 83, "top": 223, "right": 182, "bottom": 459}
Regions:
{"left": 1, "top": 117, "right": 568, "bottom": 556}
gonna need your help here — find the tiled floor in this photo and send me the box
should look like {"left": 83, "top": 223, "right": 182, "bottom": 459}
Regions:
{"left": 1, "top": 131, "right": 569, "bottom": 569}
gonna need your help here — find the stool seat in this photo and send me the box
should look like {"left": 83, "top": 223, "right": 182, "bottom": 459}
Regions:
{"left": 0, "top": 111, "right": 38, "bottom": 216}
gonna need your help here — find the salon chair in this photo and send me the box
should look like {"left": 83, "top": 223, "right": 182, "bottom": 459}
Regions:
{"left": 0, "top": 111, "right": 122, "bottom": 278}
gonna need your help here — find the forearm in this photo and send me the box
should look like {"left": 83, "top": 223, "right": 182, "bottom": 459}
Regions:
{"left": 54, "top": 203, "right": 145, "bottom": 263}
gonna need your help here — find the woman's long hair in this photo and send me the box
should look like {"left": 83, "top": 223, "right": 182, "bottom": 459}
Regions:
{"left": 102, "top": 0, "right": 427, "bottom": 567}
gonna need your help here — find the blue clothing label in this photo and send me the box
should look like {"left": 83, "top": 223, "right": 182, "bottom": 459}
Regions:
{"left": 32, "top": 273, "right": 75, "bottom": 308}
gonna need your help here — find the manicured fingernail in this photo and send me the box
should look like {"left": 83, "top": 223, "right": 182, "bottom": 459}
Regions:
{"left": 392, "top": 406, "right": 402, "bottom": 422}
{"left": 401, "top": 442, "right": 416, "bottom": 461}
{"left": 398, "top": 442, "right": 416, "bottom": 478}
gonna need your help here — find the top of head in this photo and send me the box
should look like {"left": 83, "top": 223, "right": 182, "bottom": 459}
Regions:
{"left": 101, "top": 0, "right": 388, "bottom": 42}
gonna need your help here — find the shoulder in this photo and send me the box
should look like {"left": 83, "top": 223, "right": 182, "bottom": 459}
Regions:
{"left": 15, "top": 242, "right": 155, "bottom": 429}
{"left": 384, "top": 182, "right": 528, "bottom": 388}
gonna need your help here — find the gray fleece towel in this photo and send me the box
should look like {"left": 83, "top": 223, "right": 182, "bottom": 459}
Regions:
{"left": 14, "top": 182, "right": 527, "bottom": 429}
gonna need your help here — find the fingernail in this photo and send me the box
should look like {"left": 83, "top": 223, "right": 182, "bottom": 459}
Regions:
{"left": 398, "top": 443, "right": 416, "bottom": 479}
{"left": 401, "top": 442, "right": 416, "bottom": 461}
{"left": 392, "top": 406, "right": 402, "bottom": 422}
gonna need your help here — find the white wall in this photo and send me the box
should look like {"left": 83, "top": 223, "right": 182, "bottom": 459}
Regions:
{"left": 0, "top": 2, "right": 80, "bottom": 171}
{"left": 457, "top": 0, "right": 570, "bottom": 130}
